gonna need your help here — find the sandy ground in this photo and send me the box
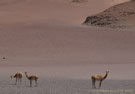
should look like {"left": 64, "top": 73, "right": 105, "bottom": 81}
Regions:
{"left": 0, "top": 77, "right": 135, "bottom": 94}
{"left": 1, "top": 24, "right": 135, "bottom": 79}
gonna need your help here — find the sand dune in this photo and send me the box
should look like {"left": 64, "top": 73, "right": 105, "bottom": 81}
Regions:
{"left": 1, "top": 24, "right": 135, "bottom": 66}
{"left": 0, "top": 0, "right": 129, "bottom": 25}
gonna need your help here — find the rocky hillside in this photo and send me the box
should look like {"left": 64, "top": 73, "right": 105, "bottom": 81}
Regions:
{"left": 83, "top": 0, "right": 135, "bottom": 28}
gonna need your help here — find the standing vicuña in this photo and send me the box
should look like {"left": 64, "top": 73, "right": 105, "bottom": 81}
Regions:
{"left": 91, "top": 71, "right": 109, "bottom": 89}
{"left": 10, "top": 72, "right": 23, "bottom": 85}
{"left": 24, "top": 72, "right": 38, "bottom": 87}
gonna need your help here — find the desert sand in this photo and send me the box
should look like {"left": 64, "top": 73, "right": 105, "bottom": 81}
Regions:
{"left": 0, "top": 0, "right": 135, "bottom": 94}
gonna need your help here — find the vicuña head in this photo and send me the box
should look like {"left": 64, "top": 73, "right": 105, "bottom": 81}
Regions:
{"left": 10, "top": 75, "right": 14, "bottom": 80}
{"left": 24, "top": 72, "right": 39, "bottom": 87}
{"left": 91, "top": 71, "right": 109, "bottom": 89}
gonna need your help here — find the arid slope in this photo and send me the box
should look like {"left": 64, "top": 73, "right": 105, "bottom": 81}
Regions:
{"left": 84, "top": 0, "right": 135, "bottom": 28}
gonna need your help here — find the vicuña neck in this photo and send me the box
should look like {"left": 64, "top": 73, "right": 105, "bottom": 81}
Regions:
{"left": 25, "top": 73, "right": 29, "bottom": 79}
{"left": 103, "top": 72, "right": 108, "bottom": 80}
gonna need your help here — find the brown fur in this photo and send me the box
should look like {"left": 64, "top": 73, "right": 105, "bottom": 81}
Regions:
{"left": 91, "top": 71, "right": 109, "bottom": 89}
{"left": 24, "top": 72, "right": 38, "bottom": 87}
{"left": 10, "top": 72, "right": 23, "bottom": 85}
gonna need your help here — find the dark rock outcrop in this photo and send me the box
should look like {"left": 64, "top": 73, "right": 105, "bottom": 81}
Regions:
{"left": 84, "top": 15, "right": 118, "bottom": 26}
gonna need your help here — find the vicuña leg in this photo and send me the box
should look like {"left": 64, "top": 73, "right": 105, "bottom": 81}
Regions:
{"left": 19, "top": 78, "right": 22, "bottom": 85}
{"left": 15, "top": 78, "right": 17, "bottom": 85}
{"left": 92, "top": 78, "right": 96, "bottom": 89}
{"left": 99, "top": 80, "right": 102, "bottom": 88}
{"left": 35, "top": 79, "right": 38, "bottom": 87}
{"left": 30, "top": 80, "right": 32, "bottom": 87}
